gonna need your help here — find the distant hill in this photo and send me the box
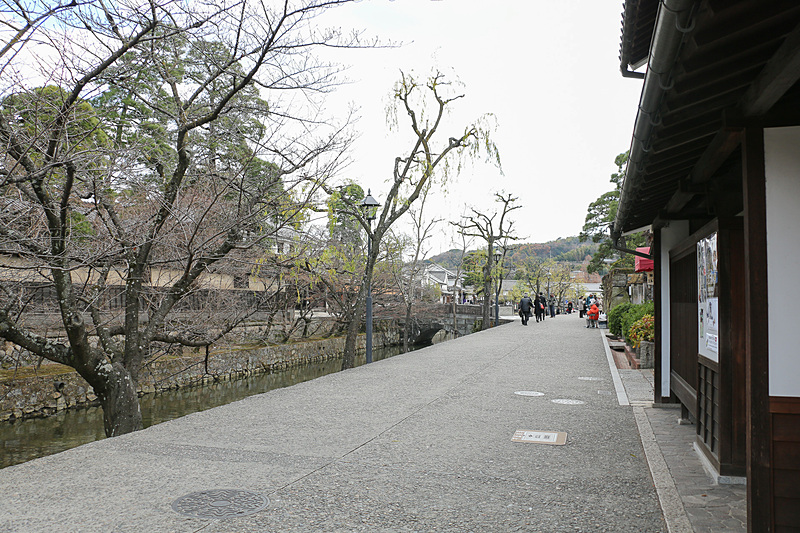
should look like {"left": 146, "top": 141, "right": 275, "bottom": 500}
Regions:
{"left": 428, "top": 236, "right": 597, "bottom": 272}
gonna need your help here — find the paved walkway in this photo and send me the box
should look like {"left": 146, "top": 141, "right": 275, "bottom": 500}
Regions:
{"left": 0, "top": 314, "right": 744, "bottom": 532}
{"left": 609, "top": 340, "right": 746, "bottom": 533}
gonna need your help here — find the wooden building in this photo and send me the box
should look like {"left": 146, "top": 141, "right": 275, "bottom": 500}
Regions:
{"left": 616, "top": 1, "right": 800, "bottom": 531}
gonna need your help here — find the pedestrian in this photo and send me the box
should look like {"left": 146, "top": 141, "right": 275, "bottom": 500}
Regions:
{"left": 548, "top": 294, "right": 556, "bottom": 318}
{"left": 579, "top": 297, "right": 586, "bottom": 318}
{"left": 535, "top": 293, "right": 546, "bottom": 322}
{"left": 519, "top": 294, "right": 533, "bottom": 325}
{"left": 586, "top": 302, "right": 600, "bottom": 328}
{"left": 567, "top": 301, "right": 573, "bottom": 314}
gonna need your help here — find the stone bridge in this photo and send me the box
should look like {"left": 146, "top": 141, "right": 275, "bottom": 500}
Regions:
{"left": 396, "top": 304, "right": 514, "bottom": 343}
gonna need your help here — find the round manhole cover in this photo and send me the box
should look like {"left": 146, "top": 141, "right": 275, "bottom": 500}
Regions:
{"left": 551, "top": 399, "right": 585, "bottom": 405}
{"left": 171, "top": 489, "right": 269, "bottom": 519}
{"left": 578, "top": 377, "right": 603, "bottom": 381}
{"left": 514, "top": 391, "right": 545, "bottom": 397}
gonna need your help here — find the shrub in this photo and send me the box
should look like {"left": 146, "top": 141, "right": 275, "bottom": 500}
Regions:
{"left": 628, "top": 314, "right": 655, "bottom": 347}
{"left": 607, "top": 302, "right": 633, "bottom": 336}
{"left": 621, "top": 302, "right": 655, "bottom": 344}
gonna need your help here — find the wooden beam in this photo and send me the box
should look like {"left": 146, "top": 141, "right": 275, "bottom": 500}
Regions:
{"left": 656, "top": 209, "right": 709, "bottom": 221}
{"left": 741, "top": 21, "right": 800, "bottom": 116}
{"left": 662, "top": 177, "right": 707, "bottom": 214}
{"left": 678, "top": 21, "right": 800, "bottom": 214}
{"left": 741, "top": 126, "right": 772, "bottom": 532}
{"left": 689, "top": 126, "right": 744, "bottom": 184}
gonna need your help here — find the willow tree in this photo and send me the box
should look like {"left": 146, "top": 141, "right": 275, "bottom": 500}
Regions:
{"left": 326, "top": 71, "right": 501, "bottom": 369}
{"left": 0, "top": 0, "right": 363, "bottom": 437}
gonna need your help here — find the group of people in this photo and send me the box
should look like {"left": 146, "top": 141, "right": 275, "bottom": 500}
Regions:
{"left": 517, "top": 292, "right": 602, "bottom": 328}
{"left": 582, "top": 294, "right": 601, "bottom": 328}
{"left": 517, "top": 292, "right": 557, "bottom": 325}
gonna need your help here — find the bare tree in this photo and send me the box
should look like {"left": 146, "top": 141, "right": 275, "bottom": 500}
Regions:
{"left": 0, "top": 0, "right": 365, "bottom": 436}
{"left": 457, "top": 192, "right": 521, "bottom": 330}
{"left": 448, "top": 219, "right": 474, "bottom": 337}
{"left": 324, "top": 70, "right": 501, "bottom": 369}
{"left": 388, "top": 183, "right": 440, "bottom": 352}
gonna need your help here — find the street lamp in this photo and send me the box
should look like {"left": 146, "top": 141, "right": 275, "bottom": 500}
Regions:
{"left": 360, "top": 189, "right": 381, "bottom": 364}
{"left": 493, "top": 250, "right": 501, "bottom": 326}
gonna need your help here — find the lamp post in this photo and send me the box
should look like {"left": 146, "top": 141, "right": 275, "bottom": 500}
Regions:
{"left": 493, "top": 250, "right": 501, "bottom": 326}
{"left": 360, "top": 189, "right": 381, "bottom": 364}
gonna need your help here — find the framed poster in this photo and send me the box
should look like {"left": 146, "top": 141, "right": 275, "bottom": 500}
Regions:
{"left": 697, "top": 232, "right": 719, "bottom": 361}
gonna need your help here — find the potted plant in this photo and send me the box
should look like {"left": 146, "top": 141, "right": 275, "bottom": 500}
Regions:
{"left": 628, "top": 314, "right": 655, "bottom": 368}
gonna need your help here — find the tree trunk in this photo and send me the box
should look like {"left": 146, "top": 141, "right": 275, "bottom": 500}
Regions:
{"left": 89, "top": 362, "right": 143, "bottom": 437}
{"left": 341, "top": 306, "right": 362, "bottom": 370}
{"left": 452, "top": 298, "right": 459, "bottom": 339}
{"left": 342, "top": 233, "right": 378, "bottom": 370}
{"left": 402, "top": 302, "right": 413, "bottom": 352}
{"left": 482, "top": 267, "right": 492, "bottom": 330}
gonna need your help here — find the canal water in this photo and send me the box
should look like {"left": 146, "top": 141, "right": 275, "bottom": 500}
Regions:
{"left": 0, "top": 341, "right": 441, "bottom": 469}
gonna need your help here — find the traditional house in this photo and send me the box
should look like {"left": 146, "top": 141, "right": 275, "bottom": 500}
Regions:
{"left": 498, "top": 279, "right": 518, "bottom": 306}
{"left": 422, "top": 263, "right": 465, "bottom": 304}
{"left": 616, "top": 1, "right": 800, "bottom": 530}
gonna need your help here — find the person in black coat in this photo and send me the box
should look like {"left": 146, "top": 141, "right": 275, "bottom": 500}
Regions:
{"left": 534, "top": 293, "right": 545, "bottom": 322}
{"left": 519, "top": 294, "right": 533, "bottom": 325}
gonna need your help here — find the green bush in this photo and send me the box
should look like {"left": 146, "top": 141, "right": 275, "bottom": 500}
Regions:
{"left": 621, "top": 302, "right": 655, "bottom": 344}
{"left": 628, "top": 314, "right": 655, "bottom": 347}
{"left": 607, "top": 302, "right": 633, "bottom": 336}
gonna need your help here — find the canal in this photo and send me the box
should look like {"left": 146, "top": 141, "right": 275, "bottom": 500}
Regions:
{"left": 0, "top": 340, "right": 443, "bottom": 469}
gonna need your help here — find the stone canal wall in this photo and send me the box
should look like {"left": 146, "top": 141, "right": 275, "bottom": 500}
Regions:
{"left": 0, "top": 326, "right": 399, "bottom": 423}
{"left": 0, "top": 312, "right": 486, "bottom": 423}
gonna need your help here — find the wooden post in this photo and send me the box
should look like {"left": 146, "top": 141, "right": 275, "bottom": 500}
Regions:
{"left": 653, "top": 227, "right": 665, "bottom": 402}
{"left": 742, "top": 126, "right": 772, "bottom": 532}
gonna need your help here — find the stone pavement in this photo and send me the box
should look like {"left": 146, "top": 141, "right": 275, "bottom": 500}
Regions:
{"left": 611, "top": 342, "right": 747, "bottom": 533}
{"left": 0, "top": 313, "right": 744, "bottom": 532}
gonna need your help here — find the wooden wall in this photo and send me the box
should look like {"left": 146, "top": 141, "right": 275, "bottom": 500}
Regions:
{"left": 771, "top": 397, "right": 800, "bottom": 531}
{"left": 670, "top": 245, "right": 698, "bottom": 416}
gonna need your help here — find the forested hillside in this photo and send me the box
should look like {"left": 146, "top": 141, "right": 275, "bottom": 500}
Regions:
{"left": 429, "top": 236, "right": 598, "bottom": 273}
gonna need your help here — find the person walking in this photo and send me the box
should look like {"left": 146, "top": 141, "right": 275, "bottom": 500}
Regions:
{"left": 519, "top": 294, "right": 533, "bottom": 325}
{"left": 586, "top": 302, "right": 600, "bottom": 328}
{"left": 535, "top": 293, "right": 546, "bottom": 322}
{"left": 548, "top": 294, "right": 556, "bottom": 319}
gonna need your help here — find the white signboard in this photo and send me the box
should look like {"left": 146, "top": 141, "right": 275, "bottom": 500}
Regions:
{"left": 697, "top": 232, "right": 719, "bottom": 362}
{"left": 512, "top": 430, "right": 567, "bottom": 445}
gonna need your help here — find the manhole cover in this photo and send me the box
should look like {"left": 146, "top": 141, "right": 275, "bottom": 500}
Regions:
{"left": 514, "top": 391, "right": 545, "bottom": 397}
{"left": 171, "top": 489, "right": 269, "bottom": 519}
{"left": 578, "top": 377, "right": 603, "bottom": 381}
{"left": 551, "top": 399, "right": 585, "bottom": 405}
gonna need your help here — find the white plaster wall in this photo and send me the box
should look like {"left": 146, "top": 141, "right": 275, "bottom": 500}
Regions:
{"left": 660, "top": 221, "right": 690, "bottom": 398}
{"left": 764, "top": 126, "right": 800, "bottom": 397}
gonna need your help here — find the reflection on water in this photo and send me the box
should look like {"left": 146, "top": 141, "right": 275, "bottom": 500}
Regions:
{"left": 0, "top": 340, "right": 439, "bottom": 469}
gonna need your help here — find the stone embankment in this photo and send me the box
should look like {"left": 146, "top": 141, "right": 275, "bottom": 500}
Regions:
{"left": 0, "top": 311, "right": 483, "bottom": 423}
{"left": 0, "top": 329, "right": 392, "bottom": 423}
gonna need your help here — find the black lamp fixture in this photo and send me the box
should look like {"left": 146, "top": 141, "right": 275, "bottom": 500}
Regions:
{"left": 360, "top": 189, "right": 381, "bottom": 221}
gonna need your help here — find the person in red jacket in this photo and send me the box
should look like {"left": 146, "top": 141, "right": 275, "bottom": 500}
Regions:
{"left": 586, "top": 303, "right": 600, "bottom": 328}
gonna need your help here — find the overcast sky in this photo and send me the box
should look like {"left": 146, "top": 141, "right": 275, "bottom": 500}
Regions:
{"left": 317, "top": 1, "right": 644, "bottom": 254}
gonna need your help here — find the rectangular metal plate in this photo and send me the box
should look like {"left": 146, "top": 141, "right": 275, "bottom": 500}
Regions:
{"left": 512, "top": 430, "right": 567, "bottom": 445}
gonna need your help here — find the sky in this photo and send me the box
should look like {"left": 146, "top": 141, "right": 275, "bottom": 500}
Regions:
{"left": 312, "top": 0, "right": 645, "bottom": 255}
